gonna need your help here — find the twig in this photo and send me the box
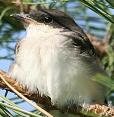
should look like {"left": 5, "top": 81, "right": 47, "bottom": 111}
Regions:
{"left": 0, "top": 7, "right": 12, "bottom": 24}
{"left": 0, "top": 71, "right": 53, "bottom": 117}
{"left": 87, "top": 34, "right": 108, "bottom": 57}
{"left": 12, "top": 1, "right": 57, "bottom": 5}
{"left": 0, "top": 70, "right": 114, "bottom": 116}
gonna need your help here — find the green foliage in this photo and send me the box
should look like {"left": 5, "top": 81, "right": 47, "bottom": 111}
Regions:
{"left": 93, "top": 74, "right": 114, "bottom": 90}
{"left": 0, "top": 96, "right": 42, "bottom": 117}
{"left": 102, "top": 43, "right": 114, "bottom": 77}
{"left": 105, "top": 0, "right": 114, "bottom": 7}
{"left": 79, "top": 0, "right": 114, "bottom": 23}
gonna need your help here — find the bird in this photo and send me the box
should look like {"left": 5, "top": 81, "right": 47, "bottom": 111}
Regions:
{"left": 9, "top": 8, "right": 107, "bottom": 110}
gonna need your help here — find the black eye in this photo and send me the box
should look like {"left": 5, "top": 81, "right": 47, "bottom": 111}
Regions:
{"left": 43, "top": 16, "right": 53, "bottom": 23}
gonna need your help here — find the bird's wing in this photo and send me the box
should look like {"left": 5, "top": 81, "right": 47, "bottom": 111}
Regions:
{"left": 71, "top": 30, "right": 96, "bottom": 57}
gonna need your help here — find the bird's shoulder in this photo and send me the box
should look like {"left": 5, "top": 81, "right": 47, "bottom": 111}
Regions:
{"left": 71, "top": 30, "right": 96, "bottom": 57}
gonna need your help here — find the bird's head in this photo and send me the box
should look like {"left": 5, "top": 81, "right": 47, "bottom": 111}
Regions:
{"left": 11, "top": 8, "right": 86, "bottom": 34}
{"left": 12, "top": 8, "right": 75, "bottom": 27}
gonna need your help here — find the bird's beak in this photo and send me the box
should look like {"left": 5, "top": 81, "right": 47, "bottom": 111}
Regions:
{"left": 10, "top": 14, "right": 37, "bottom": 24}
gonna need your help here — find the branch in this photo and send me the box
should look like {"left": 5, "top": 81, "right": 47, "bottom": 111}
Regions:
{"left": 0, "top": 70, "right": 52, "bottom": 107}
{"left": 87, "top": 34, "right": 108, "bottom": 57}
{"left": 0, "top": 70, "right": 114, "bottom": 117}
{"left": 0, "top": 71, "right": 53, "bottom": 117}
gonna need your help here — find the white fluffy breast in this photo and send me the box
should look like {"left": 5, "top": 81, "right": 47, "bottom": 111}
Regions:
{"left": 9, "top": 23, "right": 106, "bottom": 106}
{"left": 9, "top": 24, "right": 71, "bottom": 94}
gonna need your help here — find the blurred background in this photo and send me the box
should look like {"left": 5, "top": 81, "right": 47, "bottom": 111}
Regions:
{"left": 0, "top": 0, "right": 114, "bottom": 116}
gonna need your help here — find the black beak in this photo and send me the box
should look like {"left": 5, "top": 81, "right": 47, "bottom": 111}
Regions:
{"left": 10, "top": 13, "right": 36, "bottom": 24}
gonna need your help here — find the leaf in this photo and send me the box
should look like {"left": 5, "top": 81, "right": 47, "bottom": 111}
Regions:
{"left": 79, "top": 0, "right": 114, "bottom": 23}
{"left": 0, "top": 104, "right": 13, "bottom": 117}
{"left": 93, "top": 74, "right": 114, "bottom": 90}
{"left": 105, "top": 0, "right": 114, "bottom": 8}
{"left": 0, "top": 96, "right": 42, "bottom": 117}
